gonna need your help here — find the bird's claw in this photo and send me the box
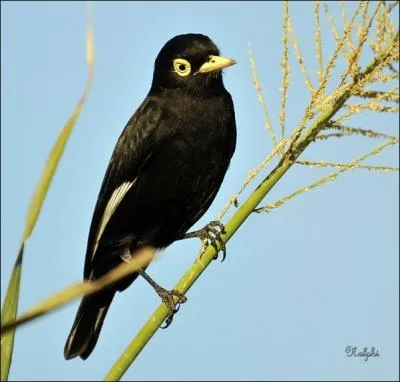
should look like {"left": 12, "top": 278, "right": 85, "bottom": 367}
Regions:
{"left": 158, "top": 288, "right": 187, "bottom": 329}
{"left": 198, "top": 221, "right": 227, "bottom": 262}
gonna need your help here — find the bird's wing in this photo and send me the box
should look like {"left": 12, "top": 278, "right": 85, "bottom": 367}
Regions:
{"left": 83, "top": 97, "right": 165, "bottom": 279}
{"left": 92, "top": 180, "right": 136, "bottom": 257}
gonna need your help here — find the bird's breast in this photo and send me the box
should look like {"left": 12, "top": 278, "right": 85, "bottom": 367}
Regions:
{"left": 127, "top": 91, "right": 236, "bottom": 246}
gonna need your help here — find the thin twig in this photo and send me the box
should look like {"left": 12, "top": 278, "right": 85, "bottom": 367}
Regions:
{"left": 248, "top": 43, "right": 276, "bottom": 145}
{"left": 279, "top": 0, "right": 290, "bottom": 148}
{"left": 255, "top": 138, "right": 399, "bottom": 213}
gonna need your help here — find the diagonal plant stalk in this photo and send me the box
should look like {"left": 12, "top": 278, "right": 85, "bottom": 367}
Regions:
{"left": 103, "top": 31, "right": 399, "bottom": 381}
{"left": 0, "top": 249, "right": 153, "bottom": 334}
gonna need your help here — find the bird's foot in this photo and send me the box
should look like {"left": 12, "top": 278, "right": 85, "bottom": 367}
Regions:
{"left": 138, "top": 270, "right": 187, "bottom": 328}
{"left": 184, "top": 220, "right": 227, "bottom": 262}
{"left": 156, "top": 287, "right": 187, "bottom": 328}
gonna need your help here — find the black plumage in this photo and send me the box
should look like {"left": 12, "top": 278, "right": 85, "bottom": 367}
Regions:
{"left": 64, "top": 33, "right": 236, "bottom": 360}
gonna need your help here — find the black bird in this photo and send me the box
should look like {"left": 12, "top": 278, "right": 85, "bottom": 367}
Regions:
{"left": 64, "top": 33, "right": 237, "bottom": 360}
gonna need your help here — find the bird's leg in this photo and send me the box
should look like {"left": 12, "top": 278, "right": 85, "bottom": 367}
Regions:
{"left": 138, "top": 269, "right": 187, "bottom": 328}
{"left": 182, "top": 220, "right": 227, "bottom": 261}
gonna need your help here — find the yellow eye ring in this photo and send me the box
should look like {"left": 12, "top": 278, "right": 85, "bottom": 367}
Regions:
{"left": 173, "top": 58, "right": 191, "bottom": 76}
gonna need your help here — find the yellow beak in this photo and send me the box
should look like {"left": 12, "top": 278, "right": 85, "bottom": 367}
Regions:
{"left": 198, "top": 55, "right": 236, "bottom": 73}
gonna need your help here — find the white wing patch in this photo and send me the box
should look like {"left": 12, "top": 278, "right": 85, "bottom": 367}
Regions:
{"left": 92, "top": 180, "right": 135, "bottom": 257}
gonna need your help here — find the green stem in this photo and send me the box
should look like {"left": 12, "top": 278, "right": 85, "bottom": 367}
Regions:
{"left": 0, "top": 245, "right": 24, "bottom": 381}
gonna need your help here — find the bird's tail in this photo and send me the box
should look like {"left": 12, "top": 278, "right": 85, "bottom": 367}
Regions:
{"left": 64, "top": 291, "right": 115, "bottom": 360}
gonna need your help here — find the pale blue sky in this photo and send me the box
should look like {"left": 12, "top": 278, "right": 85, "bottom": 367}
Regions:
{"left": 1, "top": 1, "right": 399, "bottom": 381}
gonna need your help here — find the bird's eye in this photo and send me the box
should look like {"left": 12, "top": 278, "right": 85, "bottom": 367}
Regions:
{"left": 173, "top": 58, "right": 191, "bottom": 77}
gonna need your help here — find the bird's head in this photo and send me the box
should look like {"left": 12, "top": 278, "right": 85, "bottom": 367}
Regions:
{"left": 151, "top": 34, "right": 236, "bottom": 94}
